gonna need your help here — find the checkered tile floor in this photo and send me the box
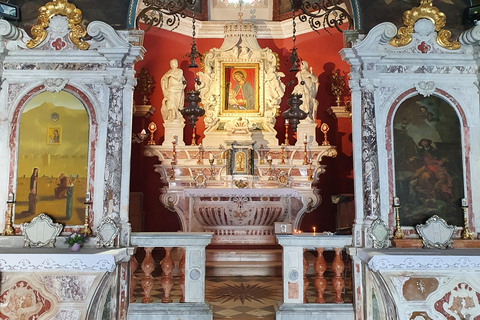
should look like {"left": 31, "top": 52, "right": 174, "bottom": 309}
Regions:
{"left": 132, "top": 271, "right": 352, "bottom": 319}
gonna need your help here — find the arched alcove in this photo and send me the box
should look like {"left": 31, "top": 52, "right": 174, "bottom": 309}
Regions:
{"left": 392, "top": 95, "right": 464, "bottom": 227}
{"left": 14, "top": 91, "right": 89, "bottom": 226}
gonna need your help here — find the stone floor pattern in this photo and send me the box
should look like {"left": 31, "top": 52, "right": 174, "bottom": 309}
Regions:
{"left": 132, "top": 274, "right": 353, "bottom": 319}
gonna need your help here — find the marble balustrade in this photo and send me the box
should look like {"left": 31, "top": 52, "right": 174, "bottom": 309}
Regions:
{"left": 276, "top": 234, "right": 355, "bottom": 320}
{"left": 128, "top": 232, "right": 213, "bottom": 320}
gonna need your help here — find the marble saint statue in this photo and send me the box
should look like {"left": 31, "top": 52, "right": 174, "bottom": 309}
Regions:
{"left": 292, "top": 61, "right": 319, "bottom": 122}
{"left": 161, "top": 59, "right": 186, "bottom": 122}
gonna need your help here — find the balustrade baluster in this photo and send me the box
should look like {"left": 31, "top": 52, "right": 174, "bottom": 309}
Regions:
{"left": 130, "top": 255, "right": 138, "bottom": 302}
{"left": 303, "top": 248, "right": 309, "bottom": 303}
{"left": 160, "top": 247, "right": 175, "bottom": 303}
{"left": 141, "top": 247, "right": 155, "bottom": 303}
{"left": 314, "top": 247, "right": 327, "bottom": 303}
{"left": 178, "top": 248, "right": 186, "bottom": 303}
{"left": 332, "top": 247, "right": 345, "bottom": 303}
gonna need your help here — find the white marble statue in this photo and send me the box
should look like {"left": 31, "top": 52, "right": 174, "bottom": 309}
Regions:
{"left": 265, "top": 65, "right": 285, "bottom": 111}
{"left": 161, "top": 59, "right": 186, "bottom": 122}
{"left": 292, "top": 61, "right": 319, "bottom": 122}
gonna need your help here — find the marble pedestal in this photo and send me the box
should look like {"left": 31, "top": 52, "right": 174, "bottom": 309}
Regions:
{"left": 163, "top": 121, "right": 185, "bottom": 146}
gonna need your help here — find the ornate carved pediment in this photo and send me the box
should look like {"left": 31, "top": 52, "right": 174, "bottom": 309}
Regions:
{"left": 198, "top": 21, "right": 285, "bottom": 146}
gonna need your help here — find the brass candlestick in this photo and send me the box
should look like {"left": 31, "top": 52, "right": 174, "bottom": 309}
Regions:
{"left": 393, "top": 197, "right": 404, "bottom": 239}
{"left": 284, "top": 120, "right": 290, "bottom": 146}
{"left": 2, "top": 193, "right": 15, "bottom": 236}
{"left": 218, "top": 145, "right": 223, "bottom": 165}
{"left": 82, "top": 193, "right": 92, "bottom": 236}
{"left": 209, "top": 158, "right": 216, "bottom": 180}
{"left": 321, "top": 123, "right": 330, "bottom": 146}
{"left": 172, "top": 137, "right": 177, "bottom": 165}
{"left": 147, "top": 122, "right": 157, "bottom": 145}
{"left": 307, "top": 159, "right": 313, "bottom": 181}
{"left": 259, "top": 145, "right": 265, "bottom": 165}
{"left": 280, "top": 144, "right": 286, "bottom": 165}
{"left": 461, "top": 205, "right": 475, "bottom": 240}
{"left": 170, "top": 161, "right": 175, "bottom": 180}
{"left": 191, "top": 125, "right": 197, "bottom": 146}
{"left": 303, "top": 139, "right": 308, "bottom": 165}
{"left": 197, "top": 144, "right": 203, "bottom": 165}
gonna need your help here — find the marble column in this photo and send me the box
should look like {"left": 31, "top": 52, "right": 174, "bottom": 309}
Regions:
{"left": 360, "top": 81, "right": 380, "bottom": 221}
{"left": 104, "top": 76, "right": 127, "bottom": 218}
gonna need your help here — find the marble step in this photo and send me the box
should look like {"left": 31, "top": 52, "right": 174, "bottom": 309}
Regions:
{"left": 206, "top": 249, "right": 282, "bottom": 276}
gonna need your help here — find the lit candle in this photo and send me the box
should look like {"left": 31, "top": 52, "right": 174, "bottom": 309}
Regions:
{"left": 462, "top": 198, "right": 468, "bottom": 207}
{"left": 209, "top": 153, "right": 214, "bottom": 160}
{"left": 7, "top": 192, "right": 14, "bottom": 202}
{"left": 86, "top": 192, "right": 91, "bottom": 203}
{"left": 304, "top": 134, "right": 307, "bottom": 143}
{"left": 285, "top": 119, "right": 289, "bottom": 125}
{"left": 393, "top": 197, "right": 400, "bottom": 207}
{"left": 313, "top": 226, "right": 316, "bottom": 235}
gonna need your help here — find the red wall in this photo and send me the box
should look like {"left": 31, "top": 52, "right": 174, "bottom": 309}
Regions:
{"left": 131, "top": 27, "right": 353, "bottom": 233}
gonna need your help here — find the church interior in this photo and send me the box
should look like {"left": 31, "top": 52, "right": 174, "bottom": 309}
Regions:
{"left": 1, "top": 0, "right": 480, "bottom": 319}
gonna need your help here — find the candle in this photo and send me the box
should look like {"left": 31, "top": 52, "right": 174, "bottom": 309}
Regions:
{"left": 7, "top": 192, "right": 14, "bottom": 202}
{"left": 304, "top": 134, "right": 307, "bottom": 143}
{"left": 394, "top": 197, "right": 400, "bottom": 207}
{"left": 209, "top": 153, "right": 214, "bottom": 160}
{"left": 86, "top": 192, "right": 91, "bottom": 203}
{"left": 285, "top": 119, "right": 289, "bottom": 124}
{"left": 462, "top": 198, "right": 468, "bottom": 207}
{"left": 172, "top": 134, "right": 176, "bottom": 143}
{"left": 313, "top": 226, "right": 316, "bottom": 235}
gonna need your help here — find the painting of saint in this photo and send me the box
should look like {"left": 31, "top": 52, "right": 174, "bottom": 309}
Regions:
{"left": 47, "top": 127, "right": 61, "bottom": 144}
{"left": 223, "top": 64, "right": 259, "bottom": 113}
{"left": 393, "top": 95, "right": 464, "bottom": 226}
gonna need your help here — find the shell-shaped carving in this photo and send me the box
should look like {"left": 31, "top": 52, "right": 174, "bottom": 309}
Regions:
{"left": 26, "top": 0, "right": 89, "bottom": 50}
{"left": 389, "top": 0, "right": 459, "bottom": 50}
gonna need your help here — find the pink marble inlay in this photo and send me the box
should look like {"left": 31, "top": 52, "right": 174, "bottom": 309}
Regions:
{"left": 0, "top": 280, "right": 52, "bottom": 320}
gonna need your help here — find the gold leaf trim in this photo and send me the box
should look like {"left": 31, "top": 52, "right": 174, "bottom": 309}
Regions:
{"left": 389, "top": 0, "right": 460, "bottom": 50}
{"left": 26, "top": 0, "right": 89, "bottom": 50}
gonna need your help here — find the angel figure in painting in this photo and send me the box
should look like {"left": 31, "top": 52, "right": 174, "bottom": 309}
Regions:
{"left": 161, "top": 59, "right": 186, "bottom": 122}
{"left": 292, "top": 61, "right": 319, "bottom": 122}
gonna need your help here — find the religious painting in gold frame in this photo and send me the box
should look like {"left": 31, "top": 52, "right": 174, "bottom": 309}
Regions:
{"left": 221, "top": 63, "right": 260, "bottom": 115}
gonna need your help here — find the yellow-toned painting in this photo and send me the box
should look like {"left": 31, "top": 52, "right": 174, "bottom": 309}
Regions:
{"left": 14, "top": 91, "right": 89, "bottom": 226}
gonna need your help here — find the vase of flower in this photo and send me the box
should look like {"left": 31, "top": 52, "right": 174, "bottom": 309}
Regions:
{"left": 65, "top": 233, "right": 87, "bottom": 251}
{"left": 70, "top": 242, "right": 81, "bottom": 252}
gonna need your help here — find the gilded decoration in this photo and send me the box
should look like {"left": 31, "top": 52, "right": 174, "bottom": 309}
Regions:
{"left": 389, "top": 0, "right": 460, "bottom": 50}
{"left": 26, "top": 0, "right": 89, "bottom": 50}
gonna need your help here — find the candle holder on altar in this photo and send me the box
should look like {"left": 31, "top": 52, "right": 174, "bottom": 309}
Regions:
{"left": 284, "top": 120, "right": 290, "bottom": 145}
{"left": 303, "top": 135, "right": 308, "bottom": 165}
{"left": 331, "top": 69, "right": 345, "bottom": 107}
{"left": 307, "top": 159, "right": 313, "bottom": 181}
{"left": 82, "top": 193, "right": 92, "bottom": 236}
{"left": 209, "top": 157, "right": 216, "bottom": 180}
{"left": 147, "top": 122, "right": 157, "bottom": 145}
{"left": 197, "top": 144, "right": 203, "bottom": 165}
{"left": 259, "top": 145, "right": 265, "bottom": 165}
{"left": 321, "top": 123, "right": 330, "bottom": 146}
{"left": 218, "top": 145, "right": 223, "bottom": 165}
{"left": 461, "top": 199, "right": 475, "bottom": 240}
{"left": 2, "top": 193, "right": 15, "bottom": 236}
{"left": 172, "top": 137, "right": 177, "bottom": 165}
{"left": 393, "top": 197, "right": 404, "bottom": 239}
{"left": 170, "top": 161, "right": 176, "bottom": 180}
{"left": 280, "top": 144, "right": 286, "bottom": 165}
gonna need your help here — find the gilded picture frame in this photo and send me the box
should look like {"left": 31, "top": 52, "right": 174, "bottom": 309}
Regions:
{"left": 47, "top": 127, "right": 62, "bottom": 144}
{"left": 221, "top": 63, "right": 260, "bottom": 115}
